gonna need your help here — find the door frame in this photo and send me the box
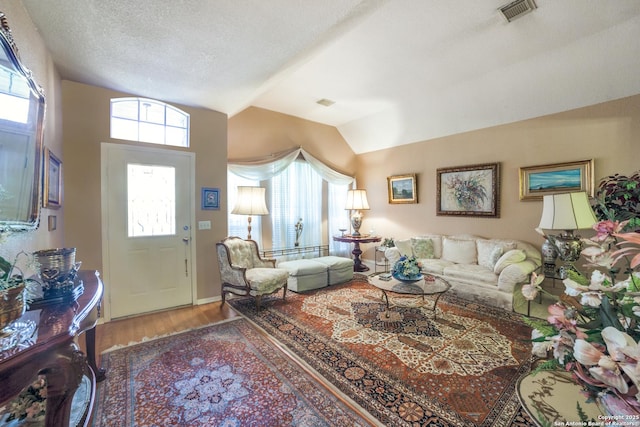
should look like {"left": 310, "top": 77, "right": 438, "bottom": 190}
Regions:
{"left": 100, "top": 142, "right": 197, "bottom": 322}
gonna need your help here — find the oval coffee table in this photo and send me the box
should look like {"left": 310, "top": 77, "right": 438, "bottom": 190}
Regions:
{"left": 369, "top": 273, "right": 451, "bottom": 319}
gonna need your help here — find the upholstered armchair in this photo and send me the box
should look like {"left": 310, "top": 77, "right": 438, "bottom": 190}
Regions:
{"left": 216, "top": 236, "right": 289, "bottom": 310}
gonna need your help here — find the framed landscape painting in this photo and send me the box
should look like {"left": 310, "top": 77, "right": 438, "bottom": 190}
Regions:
{"left": 436, "top": 163, "right": 500, "bottom": 217}
{"left": 387, "top": 174, "right": 417, "bottom": 204}
{"left": 43, "top": 148, "right": 62, "bottom": 208}
{"left": 519, "top": 159, "right": 594, "bottom": 201}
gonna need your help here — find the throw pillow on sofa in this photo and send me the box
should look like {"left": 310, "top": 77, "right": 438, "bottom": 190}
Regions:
{"left": 395, "top": 239, "right": 413, "bottom": 257}
{"left": 493, "top": 249, "right": 527, "bottom": 274}
{"left": 442, "top": 237, "right": 477, "bottom": 264}
{"left": 417, "top": 235, "right": 443, "bottom": 258}
{"left": 411, "top": 237, "right": 435, "bottom": 259}
{"left": 476, "top": 240, "right": 517, "bottom": 270}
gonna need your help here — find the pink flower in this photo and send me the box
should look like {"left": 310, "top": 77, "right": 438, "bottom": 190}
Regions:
{"left": 572, "top": 327, "right": 640, "bottom": 395}
{"left": 522, "top": 272, "right": 544, "bottom": 300}
{"left": 613, "top": 232, "right": 640, "bottom": 269}
{"left": 547, "top": 303, "right": 587, "bottom": 339}
{"left": 593, "top": 220, "right": 629, "bottom": 242}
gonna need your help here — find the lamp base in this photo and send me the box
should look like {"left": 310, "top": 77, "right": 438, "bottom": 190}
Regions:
{"left": 546, "top": 231, "right": 583, "bottom": 279}
{"left": 350, "top": 211, "right": 362, "bottom": 237}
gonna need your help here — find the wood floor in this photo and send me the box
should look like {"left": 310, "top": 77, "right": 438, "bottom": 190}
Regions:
{"left": 88, "top": 301, "right": 239, "bottom": 355}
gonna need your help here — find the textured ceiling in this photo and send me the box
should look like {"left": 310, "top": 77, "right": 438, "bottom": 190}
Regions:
{"left": 20, "top": 0, "right": 640, "bottom": 154}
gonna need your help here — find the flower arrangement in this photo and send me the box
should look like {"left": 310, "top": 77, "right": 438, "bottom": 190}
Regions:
{"left": 391, "top": 255, "right": 422, "bottom": 280}
{"left": 523, "top": 219, "right": 640, "bottom": 414}
{"left": 381, "top": 237, "right": 395, "bottom": 248}
{"left": 4, "top": 375, "right": 47, "bottom": 423}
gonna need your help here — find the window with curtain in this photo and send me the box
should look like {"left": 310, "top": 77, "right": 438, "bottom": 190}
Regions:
{"left": 227, "top": 173, "right": 262, "bottom": 246}
{"left": 271, "top": 160, "right": 322, "bottom": 249}
{"left": 227, "top": 147, "right": 355, "bottom": 256}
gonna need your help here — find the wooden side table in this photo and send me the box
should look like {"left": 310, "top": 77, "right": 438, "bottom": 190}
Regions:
{"left": 333, "top": 235, "right": 381, "bottom": 272}
{"left": 0, "top": 270, "right": 104, "bottom": 427}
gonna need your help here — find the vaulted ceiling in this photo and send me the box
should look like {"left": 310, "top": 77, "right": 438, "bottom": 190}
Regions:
{"left": 21, "top": 0, "right": 640, "bottom": 154}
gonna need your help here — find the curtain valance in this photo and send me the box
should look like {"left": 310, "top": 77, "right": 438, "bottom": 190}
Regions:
{"left": 228, "top": 147, "right": 355, "bottom": 186}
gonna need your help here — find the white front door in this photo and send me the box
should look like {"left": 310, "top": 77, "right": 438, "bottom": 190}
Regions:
{"left": 101, "top": 143, "right": 195, "bottom": 319}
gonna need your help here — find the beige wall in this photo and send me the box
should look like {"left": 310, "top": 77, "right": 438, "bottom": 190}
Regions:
{"left": 0, "top": 2, "right": 64, "bottom": 260}
{"left": 356, "top": 94, "right": 640, "bottom": 260}
{"left": 229, "top": 106, "right": 357, "bottom": 175}
{"left": 61, "top": 81, "right": 228, "bottom": 301}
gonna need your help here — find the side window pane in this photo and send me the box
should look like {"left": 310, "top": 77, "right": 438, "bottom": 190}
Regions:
{"left": 166, "top": 126, "right": 188, "bottom": 147}
{"left": 127, "top": 164, "right": 176, "bottom": 237}
{"left": 141, "top": 101, "right": 165, "bottom": 125}
{"left": 166, "top": 107, "right": 188, "bottom": 127}
{"left": 111, "top": 117, "right": 138, "bottom": 141}
{"left": 139, "top": 122, "right": 165, "bottom": 144}
{"left": 111, "top": 100, "right": 138, "bottom": 120}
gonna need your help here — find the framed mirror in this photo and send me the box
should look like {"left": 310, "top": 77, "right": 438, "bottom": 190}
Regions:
{"left": 0, "top": 12, "right": 46, "bottom": 232}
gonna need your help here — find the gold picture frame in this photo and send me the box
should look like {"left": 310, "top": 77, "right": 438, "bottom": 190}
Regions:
{"left": 437, "top": 163, "right": 500, "bottom": 217}
{"left": 387, "top": 174, "right": 417, "bottom": 204}
{"left": 519, "top": 159, "right": 594, "bottom": 201}
{"left": 43, "top": 147, "right": 62, "bottom": 208}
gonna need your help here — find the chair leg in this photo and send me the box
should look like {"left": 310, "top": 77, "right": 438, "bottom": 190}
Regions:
{"left": 255, "top": 295, "right": 262, "bottom": 311}
{"left": 282, "top": 284, "right": 287, "bottom": 301}
{"left": 221, "top": 290, "right": 227, "bottom": 307}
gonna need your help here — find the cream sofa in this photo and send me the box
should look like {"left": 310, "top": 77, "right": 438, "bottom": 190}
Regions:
{"left": 384, "top": 234, "right": 541, "bottom": 310}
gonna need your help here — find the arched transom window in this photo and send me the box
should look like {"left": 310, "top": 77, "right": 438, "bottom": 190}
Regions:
{"left": 110, "top": 97, "right": 190, "bottom": 147}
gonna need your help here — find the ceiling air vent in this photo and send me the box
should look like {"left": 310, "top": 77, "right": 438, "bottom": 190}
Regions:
{"left": 499, "top": 0, "right": 537, "bottom": 22}
{"left": 316, "top": 98, "right": 335, "bottom": 107}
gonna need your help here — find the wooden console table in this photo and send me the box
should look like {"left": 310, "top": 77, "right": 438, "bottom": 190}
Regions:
{"left": 333, "top": 235, "right": 381, "bottom": 272}
{"left": 0, "top": 270, "right": 104, "bottom": 427}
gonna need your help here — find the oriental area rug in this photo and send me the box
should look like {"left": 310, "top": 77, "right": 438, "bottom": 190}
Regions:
{"left": 229, "top": 275, "right": 536, "bottom": 427}
{"left": 91, "top": 318, "right": 373, "bottom": 426}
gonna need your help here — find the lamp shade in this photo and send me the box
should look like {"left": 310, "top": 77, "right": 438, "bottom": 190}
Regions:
{"left": 231, "top": 186, "right": 269, "bottom": 216}
{"left": 538, "top": 191, "right": 597, "bottom": 231}
{"left": 345, "top": 189, "right": 370, "bottom": 210}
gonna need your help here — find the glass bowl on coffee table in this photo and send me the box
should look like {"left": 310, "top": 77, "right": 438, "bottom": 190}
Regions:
{"left": 369, "top": 273, "right": 450, "bottom": 319}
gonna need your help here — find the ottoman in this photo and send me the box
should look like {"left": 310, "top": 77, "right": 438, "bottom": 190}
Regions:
{"left": 278, "top": 259, "right": 328, "bottom": 292}
{"left": 313, "top": 256, "right": 354, "bottom": 285}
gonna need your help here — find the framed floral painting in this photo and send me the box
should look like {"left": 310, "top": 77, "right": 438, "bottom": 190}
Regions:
{"left": 436, "top": 163, "right": 500, "bottom": 217}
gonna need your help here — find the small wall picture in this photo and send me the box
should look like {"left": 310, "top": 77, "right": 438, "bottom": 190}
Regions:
{"left": 43, "top": 147, "right": 62, "bottom": 208}
{"left": 437, "top": 163, "right": 500, "bottom": 217}
{"left": 387, "top": 174, "right": 417, "bottom": 204}
{"left": 519, "top": 159, "right": 594, "bottom": 201}
{"left": 201, "top": 187, "right": 220, "bottom": 210}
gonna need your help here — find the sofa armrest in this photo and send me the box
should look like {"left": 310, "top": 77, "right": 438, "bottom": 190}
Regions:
{"left": 497, "top": 259, "right": 538, "bottom": 293}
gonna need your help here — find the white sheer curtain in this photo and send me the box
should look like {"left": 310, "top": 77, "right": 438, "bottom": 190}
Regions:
{"left": 271, "top": 161, "right": 322, "bottom": 251}
{"left": 228, "top": 148, "right": 355, "bottom": 255}
{"left": 328, "top": 182, "right": 351, "bottom": 257}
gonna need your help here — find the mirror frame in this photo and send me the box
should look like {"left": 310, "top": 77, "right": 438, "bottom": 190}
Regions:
{"left": 0, "top": 12, "right": 46, "bottom": 232}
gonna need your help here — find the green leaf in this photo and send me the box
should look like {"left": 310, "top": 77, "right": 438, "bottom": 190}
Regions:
{"left": 600, "top": 296, "right": 625, "bottom": 331}
{"left": 566, "top": 269, "right": 589, "bottom": 286}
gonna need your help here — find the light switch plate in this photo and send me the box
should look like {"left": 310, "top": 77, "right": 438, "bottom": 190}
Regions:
{"left": 198, "top": 220, "right": 211, "bottom": 230}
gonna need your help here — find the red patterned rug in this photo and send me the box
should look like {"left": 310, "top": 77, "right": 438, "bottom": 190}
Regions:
{"left": 91, "top": 318, "right": 373, "bottom": 426}
{"left": 229, "top": 275, "right": 536, "bottom": 426}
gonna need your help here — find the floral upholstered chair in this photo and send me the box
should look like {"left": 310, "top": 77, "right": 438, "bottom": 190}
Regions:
{"left": 216, "top": 236, "right": 289, "bottom": 310}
